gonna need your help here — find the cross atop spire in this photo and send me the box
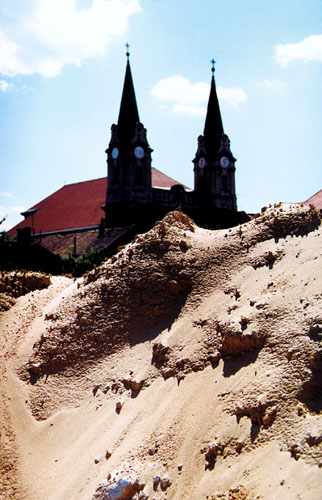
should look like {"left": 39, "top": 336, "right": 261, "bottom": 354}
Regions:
{"left": 211, "top": 58, "right": 216, "bottom": 73}
{"left": 125, "top": 42, "right": 130, "bottom": 61}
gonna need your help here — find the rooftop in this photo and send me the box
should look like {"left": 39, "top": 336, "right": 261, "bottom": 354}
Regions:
{"left": 8, "top": 168, "right": 185, "bottom": 236}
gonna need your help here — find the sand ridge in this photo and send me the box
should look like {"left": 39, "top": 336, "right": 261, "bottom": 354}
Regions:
{"left": 1, "top": 204, "right": 322, "bottom": 499}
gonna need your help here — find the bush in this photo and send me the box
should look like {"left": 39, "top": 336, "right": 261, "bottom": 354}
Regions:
{"left": 0, "top": 219, "right": 113, "bottom": 276}
{"left": 63, "top": 246, "right": 113, "bottom": 277}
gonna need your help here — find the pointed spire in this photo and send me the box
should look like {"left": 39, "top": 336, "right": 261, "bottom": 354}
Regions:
{"left": 117, "top": 46, "right": 140, "bottom": 150}
{"left": 203, "top": 59, "right": 224, "bottom": 157}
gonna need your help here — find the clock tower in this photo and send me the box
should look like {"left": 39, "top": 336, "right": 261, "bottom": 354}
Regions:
{"left": 105, "top": 47, "right": 153, "bottom": 217}
{"left": 193, "top": 60, "right": 237, "bottom": 210}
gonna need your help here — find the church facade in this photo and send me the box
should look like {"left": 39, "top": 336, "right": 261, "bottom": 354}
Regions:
{"left": 104, "top": 54, "right": 247, "bottom": 230}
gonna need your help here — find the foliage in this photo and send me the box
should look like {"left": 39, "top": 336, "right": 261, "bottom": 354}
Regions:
{"left": 0, "top": 219, "right": 19, "bottom": 271}
{"left": 63, "top": 246, "right": 113, "bottom": 277}
{"left": 0, "top": 219, "right": 113, "bottom": 276}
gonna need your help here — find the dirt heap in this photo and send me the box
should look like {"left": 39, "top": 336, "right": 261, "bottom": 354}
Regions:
{"left": 0, "top": 271, "right": 51, "bottom": 312}
{"left": 1, "top": 204, "right": 322, "bottom": 500}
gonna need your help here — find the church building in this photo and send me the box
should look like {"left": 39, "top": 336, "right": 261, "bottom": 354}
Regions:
{"left": 9, "top": 50, "right": 248, "bottom": 257}
{"left": 103, "top": 51, "right": 246, "bottom": 231}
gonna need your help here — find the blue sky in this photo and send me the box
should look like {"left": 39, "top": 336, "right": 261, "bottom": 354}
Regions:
{"left": 1, "top": 0, "right": 322, "bottom": 231}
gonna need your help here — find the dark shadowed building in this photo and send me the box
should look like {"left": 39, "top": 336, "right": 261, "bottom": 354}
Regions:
{"left": 104, "top": 54, "right": 246, "bottom": 230}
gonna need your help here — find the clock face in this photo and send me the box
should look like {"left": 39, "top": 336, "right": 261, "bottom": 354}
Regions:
{"left": 111, "top": 147, "right": 119, "bottom": 160}
{"left": 134, "top": 146, "right": 144, "bottom": 159}
{"left": 199, "top": 157, "right": 206, "bottom": 168}
{"left": 220, "top": 156, "right": 229, "bottom": 168}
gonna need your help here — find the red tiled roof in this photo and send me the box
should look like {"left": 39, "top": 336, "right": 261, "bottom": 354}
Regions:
{"left": 302, "top": 189, "right": 322, "bottom": 212}
{"left": 8, "top": 168, "right": 185, "bottom": 235}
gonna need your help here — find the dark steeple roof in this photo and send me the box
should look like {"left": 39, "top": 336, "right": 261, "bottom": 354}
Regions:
{"left": 203, "top": 64, "right": 224, "bottom": 158}
{"left": 117, "top": 56, "right": 140, "bottom": 150}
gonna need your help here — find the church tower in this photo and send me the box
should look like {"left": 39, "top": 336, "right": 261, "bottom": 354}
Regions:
{"left": 105, "top": 46, "right": 153, "bottom": 219}
{"left": 193, "top": 60, "right": 237, "bottom": 210}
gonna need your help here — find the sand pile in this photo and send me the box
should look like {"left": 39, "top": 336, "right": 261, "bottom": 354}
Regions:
{"left": 1, "top": 203, "right": 322, "bottom": 500}
{"left": 0, "top": 271, "right": 51, "bottom": 312}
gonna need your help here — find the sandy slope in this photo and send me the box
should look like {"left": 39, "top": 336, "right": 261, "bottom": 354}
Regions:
{"left": 1, "top": 205, "right": 322, "bottom": 500}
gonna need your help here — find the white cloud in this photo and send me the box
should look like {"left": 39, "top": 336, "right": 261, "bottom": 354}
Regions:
{"left": 263, "top": 79, "right": 276, "bottom": 87}
{"left": 0, "top": 0, "right": 141, "bottom": 77}
{"left": 151, "top": 75, "right": 247, "bottom": 115}
{"left": 0, "top": 79, "right": 14, "bottom": 92}
{"left": 151, "top": 75, "right": 209, "bottom": 106}
{"left": 10, "top": 205, "right": 26, "bottom": 214}
{"left": 275, "top": 34, "right": 322, "bottom": 67}
{"left": 0, "top": 191, "right": 15, "bottom": 199}
{"left": 172, "top": 104, "right": 208, "bottom": 116}
{"left": 217, "top": 86, "right": 247, "bottom": 107}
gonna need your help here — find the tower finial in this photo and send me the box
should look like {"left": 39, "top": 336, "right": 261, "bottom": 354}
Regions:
{"left": 125, "top": 42, "right": 130, "bottom": 61}
{"left": 211, "top": 58, "right": 216, "bottom": 73}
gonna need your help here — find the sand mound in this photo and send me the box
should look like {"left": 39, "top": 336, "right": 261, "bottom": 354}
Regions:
{"left": 24, "top": 204, "right": 319, "bottom": 379}
{"left": 0, "top": 271, "right": 51, "bottom": 312}
{"left": 1, "top": 203, "right": 322, "bottom": 500}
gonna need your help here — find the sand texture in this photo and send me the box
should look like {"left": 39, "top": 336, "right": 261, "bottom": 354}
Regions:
{"left": 1, "top": 204, "right": 322, "bottom": 499}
